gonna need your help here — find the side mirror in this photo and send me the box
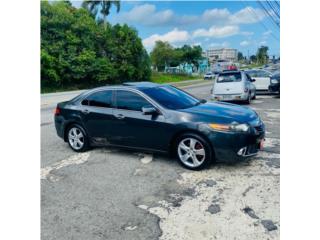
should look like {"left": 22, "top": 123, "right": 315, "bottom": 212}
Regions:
{"left": 142, "top": 106, "right": 158, "bottom": 115}
{"left": 250, "top": 78, "right": 256, "bottom": 82}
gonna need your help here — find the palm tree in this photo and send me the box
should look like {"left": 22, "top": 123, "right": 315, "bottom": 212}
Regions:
{"left": 82, "top": 0, "right": 120, "bottom": 26}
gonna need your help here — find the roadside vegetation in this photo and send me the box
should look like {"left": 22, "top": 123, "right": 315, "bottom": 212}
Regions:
{"left": 151, "top": 72, "right": 200, "bottom": 84}
{"left": 41, "top": 1, "right": 150, "bottom": 93}
{"left": 41, "top": 1, "right": 204, "bottom": 93}
{"left": 150, "top": 41, "right": 203, "bottom": 72}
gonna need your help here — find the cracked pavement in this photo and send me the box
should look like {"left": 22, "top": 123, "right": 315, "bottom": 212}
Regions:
{"left": 41, "top": 85, "right": 279, "bottom": 240}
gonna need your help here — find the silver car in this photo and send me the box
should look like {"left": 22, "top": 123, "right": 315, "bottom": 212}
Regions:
{"left": 211, "top": 71, "right": 256, "bottom": 104}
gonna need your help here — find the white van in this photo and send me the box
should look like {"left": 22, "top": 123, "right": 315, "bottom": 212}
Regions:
{"left": 212, "top": 71, "right": 256, "bottom": 104}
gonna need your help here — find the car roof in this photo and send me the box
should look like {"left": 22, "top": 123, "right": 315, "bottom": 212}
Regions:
{"left": 83, "top": 82, "right": 162, "bottom": 93}
{"left": 122, "top": 81, "right": 161, "bottom": 89}
{"left": 219, "top": 70, "right": 242, "bottom": 74}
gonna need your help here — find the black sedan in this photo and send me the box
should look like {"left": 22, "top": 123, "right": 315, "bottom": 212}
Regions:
{"left": 269, "top": 71, "right": 280, "bottom": 95}
{"left": 54, "top": 82, "right": 265, "bottom": 170}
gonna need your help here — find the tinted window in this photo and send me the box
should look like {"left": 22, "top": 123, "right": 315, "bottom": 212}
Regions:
{"left": 256, "top": 70, "right": 270, "bottom": 77}
{"left": 246, "top": 70, "right": 257, "bottom": 77}
{"left": 217, "top": 72, "right": 242, "bottom": 83}
{"left": 83, "top": 90, "right": 113, "bottom": 108}
{"left": 116, "top": 90, "right": 152, "bottom": 111}
{"left": 141, "top": 85, "right": 199, "bottom": 110}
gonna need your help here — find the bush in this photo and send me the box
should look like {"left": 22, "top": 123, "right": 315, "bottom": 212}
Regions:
{"left": 41, "top": 1, "right": 151, "bottom": 92}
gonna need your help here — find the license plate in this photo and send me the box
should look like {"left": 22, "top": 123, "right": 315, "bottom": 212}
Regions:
{"left": 222, "top": 95, "right": 232, "bottom": 100}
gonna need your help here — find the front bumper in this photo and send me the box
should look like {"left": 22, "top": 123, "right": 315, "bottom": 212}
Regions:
{"left": 268, "top": 83, "right": 280, "bottom": 93}
{"left": 205, "top": 123, "right": 265, "bottom": 163}
{"left": 212, "top": 93, "right": 249, "bottom": 102}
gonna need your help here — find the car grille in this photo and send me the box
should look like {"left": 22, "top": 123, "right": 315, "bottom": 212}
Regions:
{"left": 246, "top": 144, "right": 259, "bottom": 155}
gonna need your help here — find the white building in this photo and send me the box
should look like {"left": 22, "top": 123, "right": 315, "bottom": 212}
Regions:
{"left": 206, "top": 48, "right": 238, "bottom": 63}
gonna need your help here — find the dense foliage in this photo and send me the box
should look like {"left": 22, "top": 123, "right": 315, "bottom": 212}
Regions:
{"left": 256, "top": 46, "right": 269, "bottom": 64}
{"left": 150, "top": 41, "right": 203, "bottom": 72}
{"left": 41, "top": 1, "right": 151, "bottom": 92}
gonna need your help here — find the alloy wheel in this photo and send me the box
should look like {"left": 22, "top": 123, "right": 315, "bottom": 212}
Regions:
{"left": 178, "top": 138, "right": 206, "bottom": 168}
{"left": 68, "top": 127, "right": 84, "bottom": 150}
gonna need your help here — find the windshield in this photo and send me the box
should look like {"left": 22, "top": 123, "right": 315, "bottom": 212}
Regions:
{"left": 217, "top": 72, "right": 242, "bottom": 83}
{"left": 142, "top": 85, "right": 200, "bottom": 110}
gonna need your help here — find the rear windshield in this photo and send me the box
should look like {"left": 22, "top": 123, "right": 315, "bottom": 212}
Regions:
{"left": 217, "top": 72, "right": 241, "bottom": 83}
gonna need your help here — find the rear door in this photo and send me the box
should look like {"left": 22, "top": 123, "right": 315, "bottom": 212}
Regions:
{"left": 252, "top": 70, "right": 271, "bottom": 90}
{"left": 80, "top": 90, "right": 117, "bottom": 145}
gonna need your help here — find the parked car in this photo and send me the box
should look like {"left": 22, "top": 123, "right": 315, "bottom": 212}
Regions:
{"left": 268, "top": 71, "right": 280, "bottom": 95}
{"left": 204, "top": 72, "right": 214, "bottom": 80}
{"left": 212, "top": 70, "right": 256, "bottom": 104}
{"left": 245, "top": 69, "right": 272, "bottom": 92}
{"left": 54, "top": 82, "right": 265, "bottom": 170}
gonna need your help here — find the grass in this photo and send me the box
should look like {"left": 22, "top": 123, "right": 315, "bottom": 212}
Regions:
{"left": 41, "top": 72, "right": 203, "bottom": 94}
{"left": 150, "top": 72, "right": 201, "bottom": 84}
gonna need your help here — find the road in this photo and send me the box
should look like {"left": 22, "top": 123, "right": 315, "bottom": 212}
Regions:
{"left": 41, "top": 83, "right": 280, "bottom": 240}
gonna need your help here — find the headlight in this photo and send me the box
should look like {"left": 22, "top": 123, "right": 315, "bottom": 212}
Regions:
{"left": 271, "top": 79, "right": 279, "bottom": 84}
{"left": 209, "top": 123, "right": 250, "bottom": 132}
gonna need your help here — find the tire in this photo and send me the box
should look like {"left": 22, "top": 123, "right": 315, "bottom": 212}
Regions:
{"left": 175, "top": 133, "right": 213, "bottom": 170}
{"left": 252, "top": 92, "right": 256, "bottom": 100}
{"left": 66, "top": 124, "right": 89, "bottom": 152}
{"left": 245, "top": 92, "right": 251, "bottom": 104}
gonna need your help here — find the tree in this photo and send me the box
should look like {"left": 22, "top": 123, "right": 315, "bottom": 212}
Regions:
{"left": 82, "top": 0, "right": 120, "bottom": 26}
{"left": 150, "top": 41, "right": 175, "bottom": 71}
{"left": 256, "top": 46, "right": 269, "bottom": 64}
{"left": 150, "top": 42, "right": 203, "bottom": 71}
{"left": 41, "top": 1, "right": 150, "bottom": 91}
{"left": 177, "top": 45, "right": 203, "bottom": 67}
{"left": 250, "top": 55, "right": 257, "bottom": 63}
{"left": 238, "top": 51, "right": 244, "bottom": 61}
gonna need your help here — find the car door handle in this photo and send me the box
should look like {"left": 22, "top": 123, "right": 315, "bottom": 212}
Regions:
{"left": 115, "top": 113, "right": 125, "bottom": 120}
{"left": 82, "top": 109, "right": 90, "bottom": 114}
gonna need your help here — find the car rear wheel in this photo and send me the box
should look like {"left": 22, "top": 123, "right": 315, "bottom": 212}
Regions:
{"left": 176, "top": 133, "right": 213, "bottom": 170}
{"left": 67, "top": 124, "right": 89, "bottom": 152}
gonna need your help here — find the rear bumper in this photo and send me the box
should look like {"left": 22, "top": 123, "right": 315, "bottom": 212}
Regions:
{"left": 212, "top": 92, "right": 249, "bottom": 102}
{"left": 54, "top": 115, "right": 65, "bottom": 140}
{"left": 205, "top": 124, "right": 265, "bottom": 163}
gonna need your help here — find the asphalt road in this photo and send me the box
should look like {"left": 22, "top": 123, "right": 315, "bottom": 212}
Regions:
{"left": 41, "top": 83, "right": 280, "bottom": 240}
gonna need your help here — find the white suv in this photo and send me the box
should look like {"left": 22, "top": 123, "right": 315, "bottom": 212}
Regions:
{"left": 211, "top": 71, "right": 256, "bottom": 104}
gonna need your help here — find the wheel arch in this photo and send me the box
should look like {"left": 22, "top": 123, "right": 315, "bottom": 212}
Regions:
{"left": 169, "top": 129, "right": 216, "bottom": 160}
{"left": 63, "top": 121, "right": 86, "bottom": 142}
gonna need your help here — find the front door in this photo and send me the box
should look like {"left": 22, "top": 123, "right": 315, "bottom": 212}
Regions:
{"left": 111, "top": 90, "right": 168, "bottom": 151}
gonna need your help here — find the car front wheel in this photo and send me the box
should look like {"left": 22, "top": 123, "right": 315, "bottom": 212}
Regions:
{"left": 67, "top": 124, "right": 89, "bottom": 152}
{"left": 176, "top": 134, "right": 213, "bottom": 170}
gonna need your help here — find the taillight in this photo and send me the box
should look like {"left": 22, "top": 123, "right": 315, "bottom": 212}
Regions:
{"left": 54, "top": 107, "right": 61, "bottom": 115}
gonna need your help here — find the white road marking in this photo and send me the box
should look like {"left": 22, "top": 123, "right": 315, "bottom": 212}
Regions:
{"left": 140, "top": 158, "right": 280, "bottom": 240}
{"left": 124, "top": 226, "right": 138, "bottom": 231}
{"left": 41, "top": 152, "right": 90, "bottom": 180}
{"left": 140, "top": 154, "right": 153, "bottom": 164}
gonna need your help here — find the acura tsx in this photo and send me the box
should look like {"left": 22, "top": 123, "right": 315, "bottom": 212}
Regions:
{"left": 54, "top": 82, "right": 265, "bottom": 170}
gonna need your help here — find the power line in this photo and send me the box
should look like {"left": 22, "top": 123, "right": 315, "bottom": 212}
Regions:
{"left": 266, "top": 0, "right": 280, "bottom": 19}
{"left": 240, "top": 0, "right": 279, "bottom": 41}
{"left": 257, "top": 1, "right": 280, "bottom": 29}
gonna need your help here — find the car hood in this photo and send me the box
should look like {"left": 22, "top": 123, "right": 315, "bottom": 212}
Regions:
{"left": 179, "top": 101, "right": 258, "bottom": 124}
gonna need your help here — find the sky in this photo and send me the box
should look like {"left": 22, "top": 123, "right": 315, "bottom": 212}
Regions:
{"left": 71, "top": 1, "right": 280, "bottom": 57}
